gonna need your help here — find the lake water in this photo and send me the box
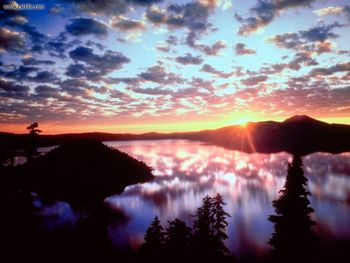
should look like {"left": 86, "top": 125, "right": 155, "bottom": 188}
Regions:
{"left": 101, "top": 140, "right": 350, "bottom": 260}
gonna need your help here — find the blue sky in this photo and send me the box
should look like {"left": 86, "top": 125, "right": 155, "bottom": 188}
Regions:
{"left": 1, "top": 0, "right": 350, "bottom": 134}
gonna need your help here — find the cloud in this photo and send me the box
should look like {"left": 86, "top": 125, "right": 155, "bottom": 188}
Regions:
{"left": 145, "top": 1, "right": 216, "bottom": 48}
{"left": 287, "top": 52, "right": 318, "bottom": 70}
{"left": 46, "top": 33, "right": 81, "bottom": 59}
{"left": 267, "top": 32, "right": 300, "bottom": 49}
{"left": 131, "top": 87, "right": 172, "bottom": 96}
{"left": 267, "top": 23, "right": 341, "bottom": 54}
{"left": 313, "top": 5, "right": 350, "bottom": 21}
{"left": 300, "top": 23, "right": 341, "bottom": 42}
{"left": 1, "top": 65, "right": 39, "bottom": 82}
{"left": 49, "top": 4, "right": 63, "bottom": 14}
{"left": 314, "top": 41, "right": 333, "bottom": 54}
{"left": 59, "top": 0, "right": 164, "bottom": 16}
{"left": 238, "top": 0, "right": 316, "bottom": 36}
{"left": 68, "top": 46, "right": 130, "bottom": 78}
{"left": 175, "top": 53, "right": 203, "bottom": 65}
{"left": 107, "top": 77, "right": 140, "bottom": 86}
{"left": 138, "top": 65, "right": 184, "bottom": 85}
{"left": 21, "top": 56, "right": 55, "bottom": 65}
{"left": 66, "top": 18, "right": 109, "bottom": 38}
{"left": 111, "top": 16, "right": 146, "bottom": 32}
{"left": 10, "top": 15, "right": 28, "bottom": 25}
{"left": 85, "top": 40, "right": 105, "bottom": 51}
{"left": 0, "top": 79, "right": 29, "bottom": 98}
{"left": 146, "top": 2, "right": 214, "bottom": 30}
{"left": 260, "top": 52, "right": 318, "bottom": 74}
{"left": 241, "top": 75, "right": 268, "bottom": 86}
{"left": 235, "top": 43, "right": 256, "bottom": 55}
{"left": 156, "top": 44, "right": 170, "bottom": 52}
{"left": 0, "top": 27, "right": 25, "bottom": 53}
{"left": 309, "top": 62, "right": 350, "bottom": 77}
{"left": 195, "top": 40, "right": 227, "bottom": 56}
{"left": 166, "top": 35, "right": 178, "bottom": 45}
{"left": 30, "top": 71, "right": 59, "bottom": 83}
{"left": 345, "top": 6, "right": 350, "bottom": 21}
{"left": 201, "top": 64, "right": 232, "bottom": 78}
{"left": 58, "top": 78, "right": 98, "bottom": 97}
{"left": 0, "top": 2, "right": 47, "bottom": 52}
{"left": 34, "top": 85, "right": 61, "bottom": 98}
{"left": 314, "top": 6, "right": 344, "bottom": 16}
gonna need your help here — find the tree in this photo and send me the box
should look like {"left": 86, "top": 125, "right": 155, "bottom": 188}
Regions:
{"left": 26, "top": 122, "right": 42, "bottom": 161}
{"left": 192, "top": 194, "right": 231, "bottom": 259}
{"left": 141, "top": 195, "right": 233, "bottom": 261}
{"left": 165, "top": 218, "right": 192, "bottom": 258}
{"left": 140, "top": 216, "right": 165, "bottom": 258}
{"left": 192, "top": 195, "right": 215, "bottom": 250}
{"left": 212, "top": 193, "right": 231, "bottom": 256}
{"left": 269, "top": 155, "right": 318, "bottom": 263}
{"left": 26, "top": 122, "right": 42, "bottom": 135}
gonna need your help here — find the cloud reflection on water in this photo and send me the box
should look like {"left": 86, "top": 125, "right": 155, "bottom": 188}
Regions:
{"left": 105, "top": 140, "right": 350, "bottom": 258}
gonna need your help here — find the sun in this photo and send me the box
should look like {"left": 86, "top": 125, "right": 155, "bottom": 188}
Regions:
{"left": 236, "top": 118, "right": 251, "bottom": 127}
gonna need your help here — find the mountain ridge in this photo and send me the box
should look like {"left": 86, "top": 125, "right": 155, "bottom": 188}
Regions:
{"left": 1, "top": 115, "right": 350, "bottom": 155}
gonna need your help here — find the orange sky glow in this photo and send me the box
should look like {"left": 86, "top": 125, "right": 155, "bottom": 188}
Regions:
{"left": 1, "top": 115, "right": 349, "bottom": 135}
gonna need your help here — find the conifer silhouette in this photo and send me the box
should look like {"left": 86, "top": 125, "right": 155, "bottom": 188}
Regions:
{"left": 269, "top": 155, "right": 318, "bottom": 262}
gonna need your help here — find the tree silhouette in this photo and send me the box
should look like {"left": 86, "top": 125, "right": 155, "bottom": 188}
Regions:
{"left": 192, "top": 195, "right": 215, "bottom": 255}
{"left": 140, "top": 216, "right": 165, "bottom": 259}
{"left": 26, "top": 122, "right": 42, "bottom": 135}
{"left": 269, "top": 155, "right": 318, "bottom": 263}
{"left": 141, "top": 194, "right": 233, "bottom": 261}
{"left": 26, "top": 122, "right": 42, "bottom": 161}
{"left": 192, "top": 194, "right": 232, "bottom": 259}
{"left": 212, "top": 193, "right": 231, "bottom": 256}
{"left": 165, "top": 218, "right": 192, "bottom": 259}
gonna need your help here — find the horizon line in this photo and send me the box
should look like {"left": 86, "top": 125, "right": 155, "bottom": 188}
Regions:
{"left": 1, "top": 115, "right": 350, "bottom": 136}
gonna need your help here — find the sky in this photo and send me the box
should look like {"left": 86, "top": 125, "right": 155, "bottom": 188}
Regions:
{"left": 0, "top": 0, "right": 349, "bottom": 134}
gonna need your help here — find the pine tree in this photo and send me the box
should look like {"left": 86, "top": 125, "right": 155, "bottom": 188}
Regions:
{"left": 212, "top": 193, "right": 231, "bottom": 256}
{"left": 140, "top": 216, "right": 165, "bottom": 258}
{"left": 193, "top": 195, "right": 214, "bottom": 242}
{"left": 165, "top": 218, "right": 192, "bottom": 257}
{"left": 269, "top": 155, "right": 318, "bottom": 262}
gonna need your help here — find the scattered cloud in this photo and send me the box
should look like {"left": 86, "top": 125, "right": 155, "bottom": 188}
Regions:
{"left": 0, "top": 79, "right": 29, "bottom": 98}
{"left": 309, "top": 62, "right": 350, "bottom": 77}
{"left": 138, "top": 65, "right": 184, "bottom": 84}
{"left": 66, "top": 18, "right": 109, "bottom": 38}
{"left": 145, "top": 1, "right": 217, "bottom": 49}
{"left": 21, "top": 56, "right": 55, "bottom": 66}
{"left": 49, "top": 4, "right": 63, "bottom": 14}
{"left": 235, "top": 43, "right": 256, "bottom": 55}
{"left": 314, "top": 6, "right": 344, "bottom": 16}
{"left": 59, "top": 0, "right": 164, "bottom": 16}
{"left": 267, "top": 23, "right": 341, "bottom": 54}
{"left": 238, "top": 0, "right": 317, "bottom": 36}
{"left": 195, "top": 40, "right": 227, "bottom": 56}
{"left": 0, "top": 27, "right": 25, "bottom": 53}
{"left": 111, "top": 16, "right": 146, "bottom": 32}
{"left": 175, "top": 53, "right": 203, "bottom": 65}
{"left": 67, "top": 46, "right": 130, "bottom": 79}
{"left": 241, "top": 75, "right": 268, "bottom": 86}
{"left": 201, "top": 64, "right": 232, "bottom": 78}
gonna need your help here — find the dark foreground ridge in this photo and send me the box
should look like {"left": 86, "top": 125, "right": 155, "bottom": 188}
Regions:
{"left": 1, "top": 115, "right": 350, "bottom": 155}
{"left": 15, "top": 139, "right": 153, "bottom": 206}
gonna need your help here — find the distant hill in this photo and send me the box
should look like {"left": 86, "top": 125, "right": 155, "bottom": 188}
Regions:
{"left": 193, "top": 115, "right": 350, "bottom": 154}
{"left": 1, "top": 115, "right": 350, "bottom": 155}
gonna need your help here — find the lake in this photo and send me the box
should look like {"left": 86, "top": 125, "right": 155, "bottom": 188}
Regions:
{"left": 101, "top": 140, "right": 350, "bottom": 260}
